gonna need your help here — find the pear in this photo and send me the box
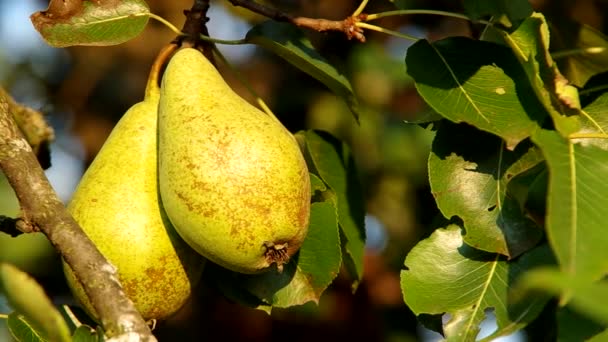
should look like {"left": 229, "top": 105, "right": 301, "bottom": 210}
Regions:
{"left": 63, "top": 46, "right": 204, "bottom": 321}
{"left": 158, "top": 48, "right": 310, "bottom": 274}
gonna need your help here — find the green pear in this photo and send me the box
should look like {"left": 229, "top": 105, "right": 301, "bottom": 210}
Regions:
{"left": 158, "top": 48, "right": 310, "bottom": 274}
{"left": 63, "top": 46, "right": 204, "bottom": 321}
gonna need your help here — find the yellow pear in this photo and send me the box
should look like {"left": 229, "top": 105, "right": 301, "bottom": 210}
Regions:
{"left": 63, "top": 46, "right": 204, "bottom": 321}
{"left": 158, "top": 48, "right": 310, "bottom": 274}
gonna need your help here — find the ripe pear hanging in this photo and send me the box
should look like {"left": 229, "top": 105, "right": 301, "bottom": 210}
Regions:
{"left": 158, "top": 48, "right": 310, "bottom": 274}
{"left": 63, "top": 46, "right": 204, "bottom": 321}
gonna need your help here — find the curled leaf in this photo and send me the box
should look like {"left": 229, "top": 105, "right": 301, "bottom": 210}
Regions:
{"left": 31, "top": 0, "right": 150, "bottom": 47}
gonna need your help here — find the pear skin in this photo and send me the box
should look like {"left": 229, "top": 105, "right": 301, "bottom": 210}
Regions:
{"left": 158, "top": 48, "right": 310, "bottom": 274}
{"left": 63, "top": 46, "right": 204, "bottom": 321}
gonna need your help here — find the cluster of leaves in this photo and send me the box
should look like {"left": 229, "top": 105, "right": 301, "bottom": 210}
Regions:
{"left": 400, "top": 0, "right": 608, "bottom": 340}
{"left": 1, "top": 0, "right": 606, "bottom": 340}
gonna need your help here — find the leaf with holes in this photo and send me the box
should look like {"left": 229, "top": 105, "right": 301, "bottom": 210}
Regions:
{"left": 429, "top": 122, "right": 544, "bottom": 258}
{"left": 31, "top": 0, "right": 150, "bottom": 47}
{"left": 401, "top": 225, "right": 554, "bottom": 342}
{"left": 532, "top": 130, "right": 608, "bottom": 281}
{"left": 406, "top": 37, "right": 544, "bottom": 149}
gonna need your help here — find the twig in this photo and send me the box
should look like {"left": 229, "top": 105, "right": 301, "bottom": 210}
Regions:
{"left": 0, "top": 95, "right": 156, "bottom": 341}
{"left": 0, "top": 87, "right": 54, "bottom": 169}
{"left": 177, "top": 0, "right": 215, "bottom": 63}
{"left": 0, "top": 216, "right": 28, "bottom": 237}
{"left": 227, "top": 0, "right": 367, "bottom": 42}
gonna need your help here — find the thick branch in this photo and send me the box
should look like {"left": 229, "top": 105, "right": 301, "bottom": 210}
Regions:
{"left": 0, "top": 95, "right": 155, "bottom": 341}
{"left": 227, "top": 0, "right": 366, "bottom": 42}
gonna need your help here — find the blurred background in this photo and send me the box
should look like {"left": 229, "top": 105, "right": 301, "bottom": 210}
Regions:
{"left": 0, "top": 0, "right": 606, "bottom": 340}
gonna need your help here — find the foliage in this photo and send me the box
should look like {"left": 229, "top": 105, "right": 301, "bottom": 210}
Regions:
{"left": 1, "top": 0, "right": 607, "bottom": 340}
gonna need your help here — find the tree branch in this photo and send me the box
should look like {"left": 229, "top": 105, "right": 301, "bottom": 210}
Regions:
{"left": 0, "top": 94, "right": 156, "bottom": 341}
{"left": 227, "top": 0, "right": 367, "bottom": 42}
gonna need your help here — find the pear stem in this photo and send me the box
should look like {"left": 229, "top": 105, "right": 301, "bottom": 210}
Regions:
{"left": 145, "top": 44, "right": 178, "bottom": 99}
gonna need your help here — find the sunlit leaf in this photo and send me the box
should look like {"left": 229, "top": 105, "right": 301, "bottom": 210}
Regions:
{"left": 0, "top": 263, "right": 71, "bottom": 342}
{"left": 303, "top": 130, "right": 365, "bottom": 287}
{"left": 578, "top": 92, "right": 608, "bottom": 150}
{"left": 7, "top": 313, "right": 47, "bottom": 342}
{"left": 401, "top": 226, "right": 553, "bottom": 342}
{"left": 429, "top": 122, "right": 544, "bottom": 257}
{"left": 407, "top": 37, "right": 543, "bottom": 149}
{"left": 532, "top": 130, "right": 608, "bottom": 280}
{"left": 246, "top": 21, "right": 361, "bottom": 122}
{"left": 500, "top": 13, "right": 581, "bottom": 136}
{"left": 31, "top": 0, "right": 150, "bottom": 47}
{"left": 515, "top": 268, "right": 608, "bottom": 324}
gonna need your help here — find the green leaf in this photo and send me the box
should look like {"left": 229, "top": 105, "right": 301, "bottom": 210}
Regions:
{"left": 588, "top": 329, "right": 608, "bottom": 342}
{"left": 515, "top": 268, "right": 608, "bottom": 325}
{"left": 209, "top": 200, "right": 341, "bottom": 308}
{"left": 72, "top": 325, "right": 104, "bottom": 342}
{"left": 246, "top": 21, "right": 361, "bottom": 122}
{"left": 406, "top": 37, "right": 543, "bottom": 149}
{"left": 8, "top": 313, "right": 47, "bottom": 342}
{"left": 500, "top": 13, "right": 581, "bottom": 136}
{"left": 557, "top": 306, "right": 606, "bottom": 342}
{"left": 30, "top": 0, "right": 150, "bottom": 47}
{"left": 243, "top": 200, "right": 341, "bottom": 307}
{"left": 309, "top": 173, "right": 327, "bottom": 194}
{"left": 0, "top": 263, "right": 71, "bottom": 342}
{"left": 302, "top": 130, "right": 365, "bottom": 287}
{"left": 401, "top": 226, "right": 553, "bottom": 342}
{"left": 552, "top": 22, "right": 608, "bottom": 87}
{"left": 429, "top": 122, "right": 544, "bottom": 258}
{"left": 463, "top": 0, "right": 532, "bottom": 25}
{"left": 532, "top": 130, "right": 608, "bottom": 281}
{"left": 578, "top": 92, "right": 608, "bottom": 150}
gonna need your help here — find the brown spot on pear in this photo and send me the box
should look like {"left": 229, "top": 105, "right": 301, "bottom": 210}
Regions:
{"left": 158, "top": 48, "right": 310, "bottom": 274}
{"left": 63, "top": 56, "right": 205, "bottom": 321}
